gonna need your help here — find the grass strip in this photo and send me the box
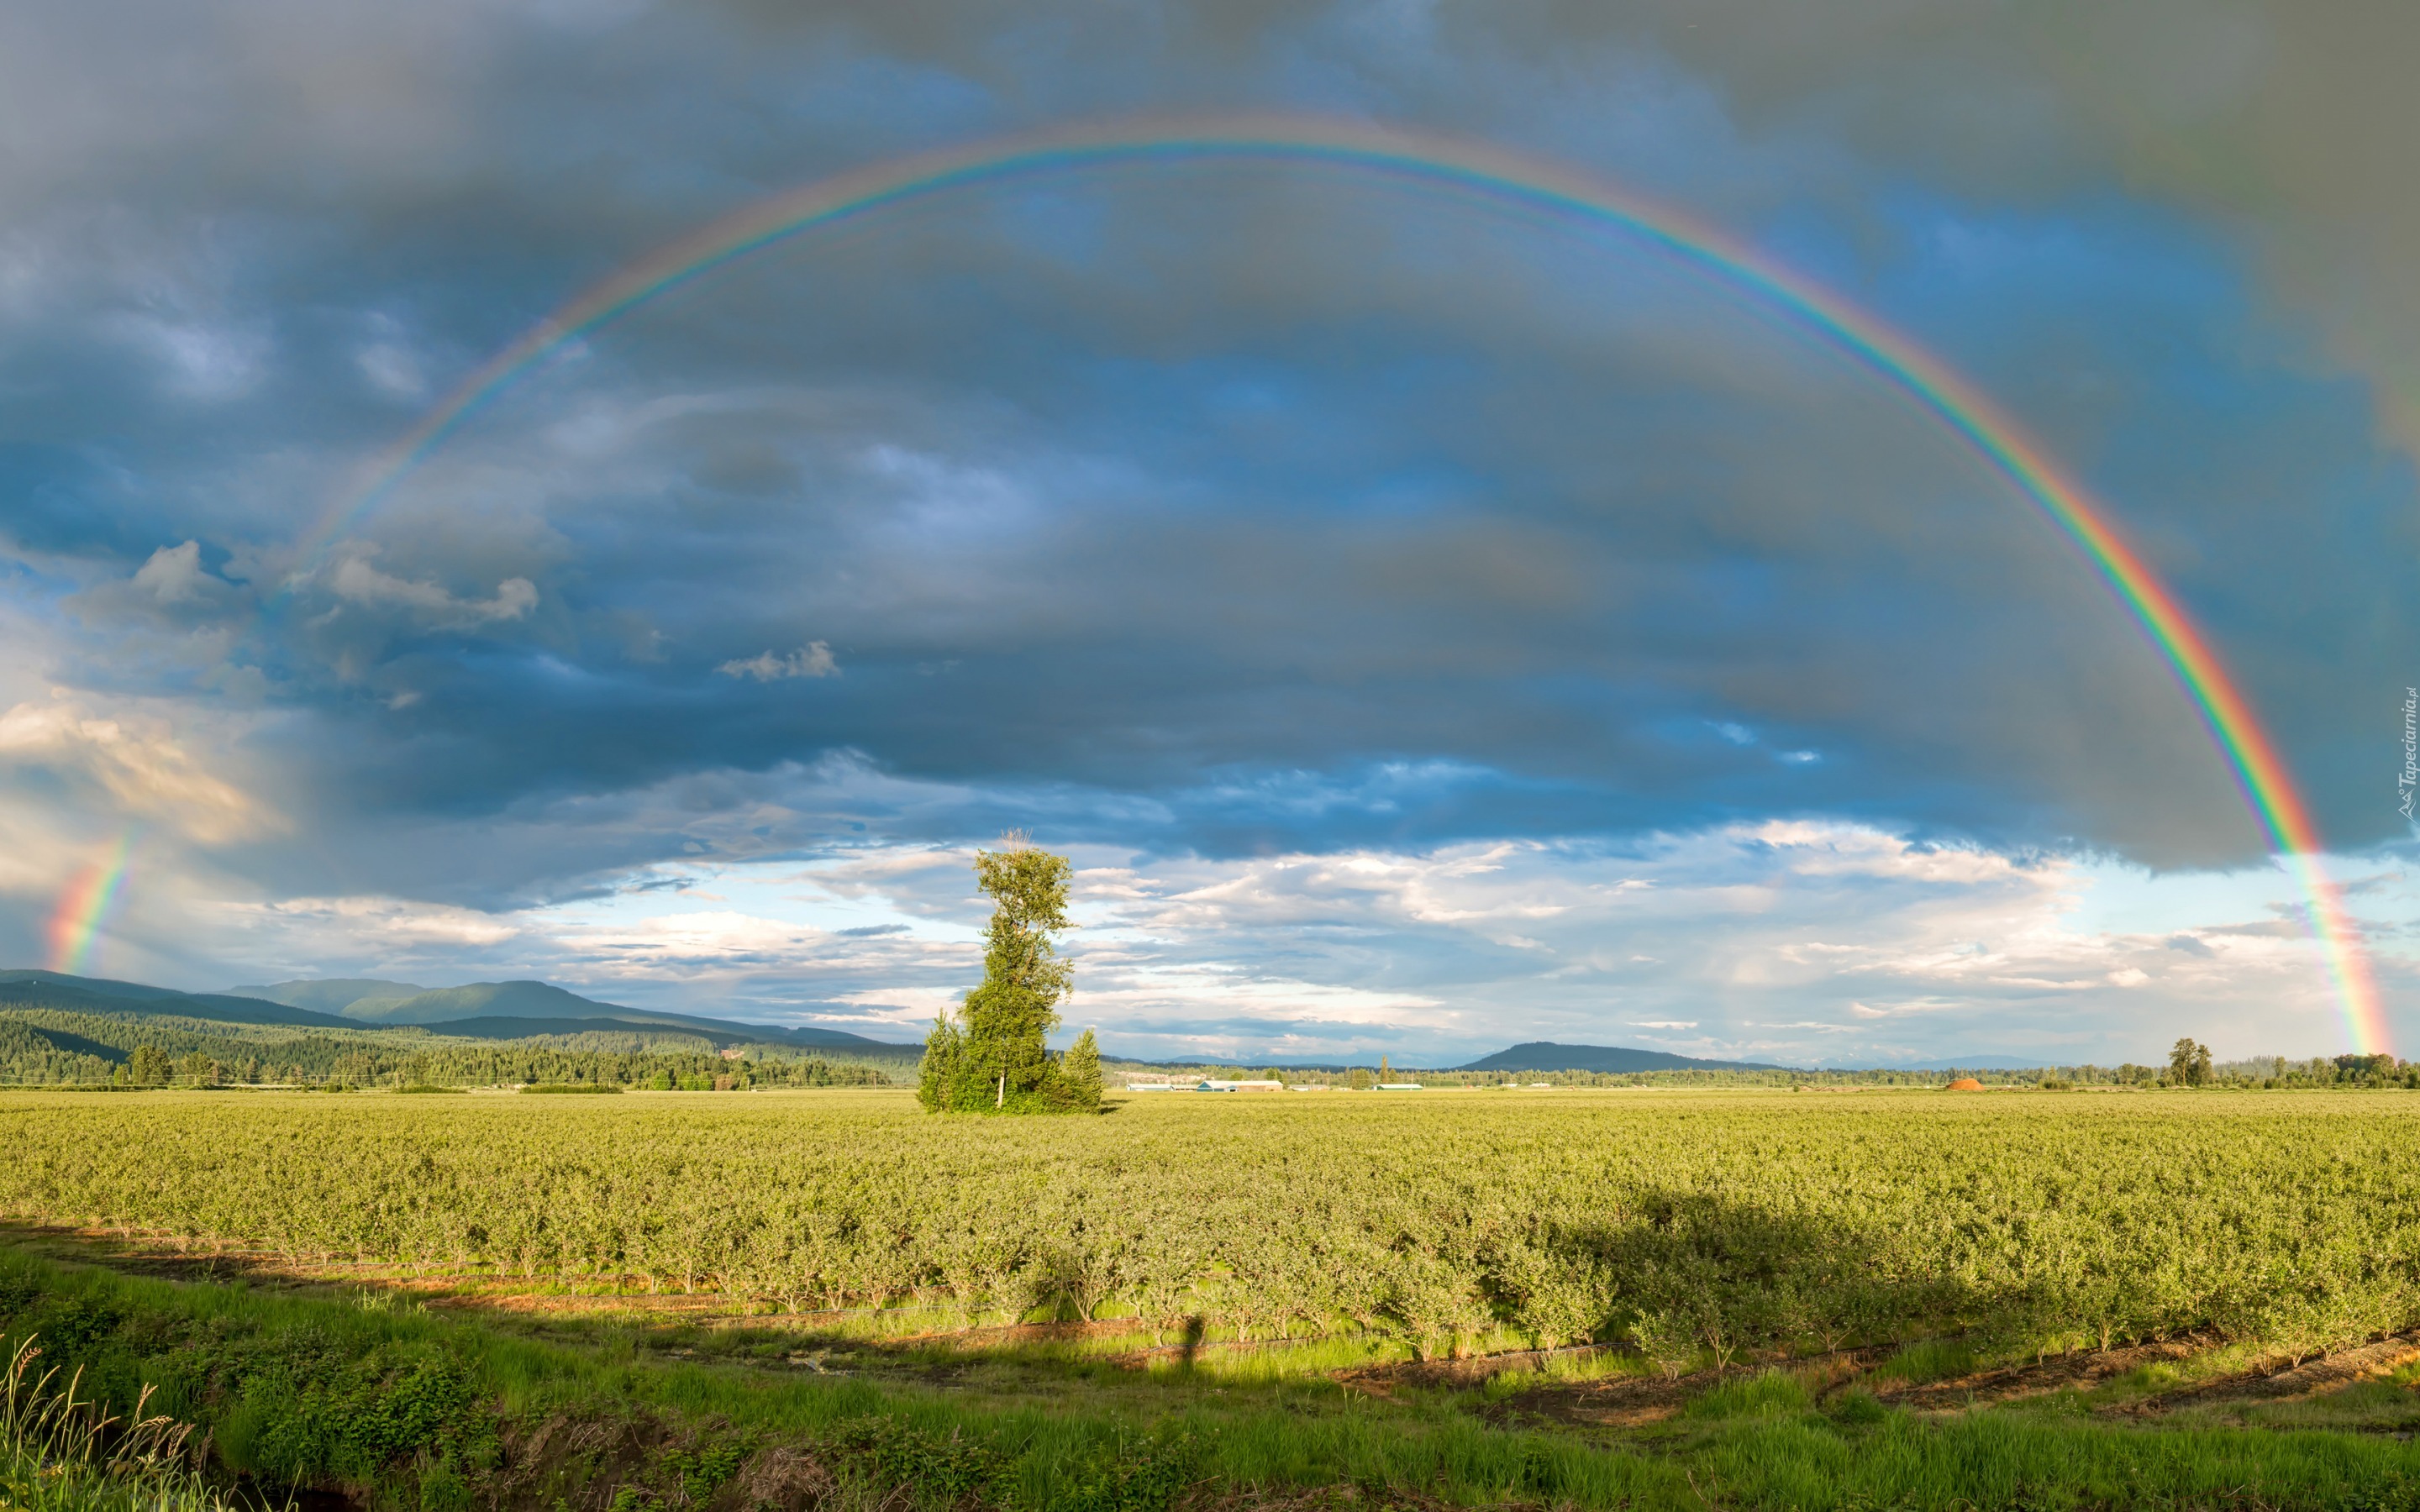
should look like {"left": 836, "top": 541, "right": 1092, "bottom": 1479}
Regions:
{"left": 0, "top": 1243, "right": 2414, "bottom": 1510}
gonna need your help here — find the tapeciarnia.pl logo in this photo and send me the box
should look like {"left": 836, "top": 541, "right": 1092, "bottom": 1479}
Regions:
{"left": 2402, "top": 686, "right": 2417, "bottom": 822}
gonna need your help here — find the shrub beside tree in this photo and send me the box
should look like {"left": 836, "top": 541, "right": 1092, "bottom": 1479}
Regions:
{"left": 1061, "top": 1027, "right": 1102, "bottom": 1099}
{"left": 918, "top": 837, "right": 1103, "bottom": 1115}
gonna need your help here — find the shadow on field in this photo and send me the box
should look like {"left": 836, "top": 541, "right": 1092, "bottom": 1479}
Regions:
{"left": 1540, "top": 1189, "right": 1985, "bottom": 1362}
{"left": 0, "top": 1224, "right": 310, "bottom": 1287}
{"left": 24, "top": 1187, "right": 2412, "bottom": 1434}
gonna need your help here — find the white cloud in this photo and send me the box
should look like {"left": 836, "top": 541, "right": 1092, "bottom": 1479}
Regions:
{"left": 1073, "top": 962, "right": 1449, "bottom": 1030}
{"left": 718, "top": 642, "right": 839, "bottom": 681}
{"left": 329, "top": 555, "right": 537, "bottom": 627}
{"left": 0, "top": 698, "right": 274, "bottom": 843}
{"left": 107, "top": 312, "right": 267, "bottom": 400}
{"left": 95, "top": 761, "right": 2397, "bottom": 1067}
{"left": 208, "top": 893, "right": 525, "bottom": 953}
{"left": 832, "top": 985, "right": 965, "bottom": 1022}
{"left": 130, "top": 541, "right": 216, "bottom": 604}
{"left": 353, "top": 312, "right": 426, "bottom": 399}
{"left": 355, "top": 341, "right": 424, "bottom": 400}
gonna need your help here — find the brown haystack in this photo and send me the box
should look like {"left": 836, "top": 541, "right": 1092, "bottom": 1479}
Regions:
{"left": 1946, "top": 1078, "right": 1985, "bottom": 1091}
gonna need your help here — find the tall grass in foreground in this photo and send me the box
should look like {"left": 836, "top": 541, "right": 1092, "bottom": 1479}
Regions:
{"left": 0, "top": 1336, "right": 234, "bottom": 1512}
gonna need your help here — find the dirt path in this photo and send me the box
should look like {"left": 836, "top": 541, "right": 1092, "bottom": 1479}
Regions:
{"left": 1870, "top": 1337, "right": 2209, "bottom": 1411}
{"left": 2123, "top": 1332, "right": 2420, "bottom": 1413}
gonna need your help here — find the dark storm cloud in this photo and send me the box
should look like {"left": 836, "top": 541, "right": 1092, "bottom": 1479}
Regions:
{"left": 1, "top": 0, "right": 2413, "bottom": 928}
{"left": 227, "top": 176, "right": 2394, "bottom": 870}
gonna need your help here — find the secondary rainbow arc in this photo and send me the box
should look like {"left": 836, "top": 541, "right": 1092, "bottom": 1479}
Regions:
{"left": 294, "top": 112, "right": 2389, "bottom": 1054}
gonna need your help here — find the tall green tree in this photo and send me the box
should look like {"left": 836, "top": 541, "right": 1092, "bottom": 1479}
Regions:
{"left": 918, "top": 836, "right": 1095, "bottom": 1114}
{"left": 127, "top": 1043, "right": 171, "bottom": 1086}
{"left": 2169, "top": 1037, "right": 2212, "bottom": 1087}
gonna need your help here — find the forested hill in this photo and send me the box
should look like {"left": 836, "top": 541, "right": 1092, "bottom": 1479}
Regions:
{"left": 1457, "top": 1042, "right": 1797, "bottom": 1074}
{"left": 0, "top": 969, "right": 915, "bottom": 1087}
{"left": 221, "top": 978, "right": 427, "bottom": 1014}
{"left": 0, "top": 972, "right": 356, "bottom": 1027}
{"left": 220, "top": 975, "right": 919, "bottom": 1057}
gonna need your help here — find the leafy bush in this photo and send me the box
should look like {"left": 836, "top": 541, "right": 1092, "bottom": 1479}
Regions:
{"left": 828, "top": 1415, "right": 998, "bottom": 1500}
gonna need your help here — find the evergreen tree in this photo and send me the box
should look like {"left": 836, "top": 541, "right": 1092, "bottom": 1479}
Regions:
{"left": 1060, "top": 1028, "right": 1102, "bottom": 1110}
{"left": 917, "top": 1012, "right": 968, "bottom": 1110}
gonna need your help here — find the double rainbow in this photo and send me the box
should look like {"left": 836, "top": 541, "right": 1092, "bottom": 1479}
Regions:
{"left": 293, "top": 113, "right": 2389, "bottom": 1053}
{"left": 48, "top": 834, "right": 130, "bottom": 976}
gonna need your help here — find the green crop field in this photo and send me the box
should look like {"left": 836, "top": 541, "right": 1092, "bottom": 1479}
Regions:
{"left": 5, "top": 1088, "right": 2419, "bottom": 1360}
{"left": 1, "top": 1086, "right": 2417, "bottom": 1510}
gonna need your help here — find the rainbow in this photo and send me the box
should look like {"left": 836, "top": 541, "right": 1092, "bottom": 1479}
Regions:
{"left": 297, "top": 113, "right": 2390, "bottom": 1053}
{"left": 48, "top": 835, "right": 130, "bottom": 976}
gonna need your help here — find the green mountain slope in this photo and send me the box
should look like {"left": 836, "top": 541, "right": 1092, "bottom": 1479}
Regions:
{"left": 0, "top": 969, "right": 197, "bottom": 1001}
{"left": 0, "top": 973, "right": 358, "bottom": 1028}
{"left": 2, "top": 969, "right": 922, "bottom": 1061}
{"left": 422, "top": 1015, "right": 739, "bottom": 1048}
{"left": 336, "top": 979, "right": 919, "bottom": 1056}
{"left": 222, "top": 978, "right": 428, "bottom": 1014}
{"left": 334, "top": 980, "right": 620, "bottom": 1025}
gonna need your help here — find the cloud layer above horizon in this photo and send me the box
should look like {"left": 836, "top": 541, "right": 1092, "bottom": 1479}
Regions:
{"left": 2, "top": 0, "right": 2415, "bottom": 1063}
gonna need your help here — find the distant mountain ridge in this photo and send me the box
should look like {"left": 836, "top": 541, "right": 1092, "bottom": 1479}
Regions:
{"left": 0, "top": 970, "right": 923, "bottom": 1059}
{"left": 0, "top": 970, "right": 357, "bottom": 1028}
{"left": 8, "top": 974, "right": 2028, "bottom": 1074}
{"left": 226, "top": 979, "right": 428, "bottom": 1015}
{"left": 1105, "top": 1042, "right": 1803, "bottom": 1074}
{"left": 1456, "top": 1042, "right": 1797, "bottom": 1074}
{"left": 318, "top": 979, "right": 918, "bottom": 1055}
{"left": 255, "top": 979, "right": 659, "bottom": 1027}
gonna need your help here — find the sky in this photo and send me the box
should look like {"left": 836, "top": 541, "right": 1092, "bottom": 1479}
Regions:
{"left": 3, "top": 0, "right": 2417, "bottom": 1068}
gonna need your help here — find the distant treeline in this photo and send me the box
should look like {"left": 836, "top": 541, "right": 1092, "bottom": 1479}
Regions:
{"left": 0, "top": 1009, "right": 889, "bottom": 1089}
{"left": 1473, "top": 1058, "right": 2417, "bottom": 1089}
{"left": 1112, "top": 1057, "right": 2419, "bottom": 1090}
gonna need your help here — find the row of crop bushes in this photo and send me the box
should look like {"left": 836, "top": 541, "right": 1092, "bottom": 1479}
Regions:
{"left": 2, "top": 1092, "right": 2416, "bottom": 1365}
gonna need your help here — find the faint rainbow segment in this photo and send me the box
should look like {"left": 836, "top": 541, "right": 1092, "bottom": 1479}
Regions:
{"left": 284, "top": 113, "right": 2390, "bottom": 1054}
{"left": 47, "top": 835, "right": 130, "bottom": 975}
